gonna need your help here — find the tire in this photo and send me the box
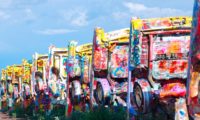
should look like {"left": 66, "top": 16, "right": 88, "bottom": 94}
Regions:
{"left": 95, "top": 83, "right": 105, "bottom": 105}
{"left": 133, "top": 81, "right": 152, "bottom": 114}
{"left": 134, "top": 82, "right": 144, "bottom": 112}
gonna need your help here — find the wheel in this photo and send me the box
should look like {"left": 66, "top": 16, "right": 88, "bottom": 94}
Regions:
{"left": 134, "top": 83, "right": 143, "bottom": 111}
{"left": 95, "top": 83, "right": 105, "bottom": 105}
{"left": 133, "top": 79, "right": 152, "bottom": 114}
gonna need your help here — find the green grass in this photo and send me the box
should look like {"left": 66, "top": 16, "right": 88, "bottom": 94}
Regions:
{"left": 66, "top": 107, "right": 127, "bottom": 120}
{"left": 8, "top": 105, "right": 127, "bottom": 120}
{"left": 6, "top": 104, "right": 173, "bottom": 120}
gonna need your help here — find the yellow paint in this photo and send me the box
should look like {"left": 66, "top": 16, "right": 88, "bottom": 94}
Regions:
{"left": 76, "top": 43, "right": 92, "bottom": 62}
{"left": 189, "top": 63, "right": 200, "bottom": 99}
{"left": 95, "top": 28, "right": 130, "bottom": 53}
{"left": 132, "top": 19, "right": 143, "bottom": 30}
{"left": 168, "top": 41, "right": 181, "bottom": 53}
{"left": 76, "top": 43, "right": 92, "bottom": 55}
{"left": 131, "top": 16, "right": 192, "bottom": 31}
{"left": 96, "top": 28, "right": 106, "bottom": 45}
{"left": 1, "top": 69, "right": 6, "bottom": 81}
{"left": 22, "top": 59, "right": 32, "bottom": 83}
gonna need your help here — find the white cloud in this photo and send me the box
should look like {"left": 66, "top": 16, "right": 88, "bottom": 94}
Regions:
{"left": 36, "top": 29, "right": 76, "bottom": 35}
{"left": 124, "top": 2, "right": 147, "bottom": 11}
{"left": 0, "top": 0, "right": 45, "bottom": 24}
{"left": 110, "top": 1, "right": 192, "bottom": 28}
{"left": 122, "top": 2, "right": 192, "bottom": 18}
{"left": 62, "top": 8, "right": 88, "bottom": 27}
{"left": 0, "top": 8, "right": 37, "bottom": 24}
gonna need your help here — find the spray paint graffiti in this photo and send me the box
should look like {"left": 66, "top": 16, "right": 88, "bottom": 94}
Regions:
{"left": 129, "top": 30, "right": 141, "bottom": 70}
{"left": 152, "top": 35, "right": 190, "bottom": 79}
{"left": 187, "top": 0, "right": 200, "bottom": 118}
{"left": 93, "top": 28, "right": 108, "bottom": 70}
{"left": 110, "top": 45, "right": 128, "bottom": 78}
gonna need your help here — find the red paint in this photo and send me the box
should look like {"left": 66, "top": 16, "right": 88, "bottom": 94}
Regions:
{"left": 180, "top": 62, "right": 187, "bottom": 71}
{"left": 169, "top": 61, "right": 177, "bottom": 73}
{"left": 158, "top": 61, "right": 167, "bottom": 70}
{"left": 145, "top": 30, "right": 190, "bottom": 35}
{"left": 160, "top": 83, "right": 186, "bottom": 98}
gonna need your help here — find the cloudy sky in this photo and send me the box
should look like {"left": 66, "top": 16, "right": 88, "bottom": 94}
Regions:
{"left": 0, "top": 0, "right": 194, "bottom": 70}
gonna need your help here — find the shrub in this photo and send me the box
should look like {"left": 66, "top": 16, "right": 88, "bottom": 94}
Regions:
{"left": 67, "top": 106, "right": 127, "bottom": 120}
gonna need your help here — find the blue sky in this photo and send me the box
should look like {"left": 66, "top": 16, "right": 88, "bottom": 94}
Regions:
{"left": 0, "top": 0, "right": 194, "bottom": 70}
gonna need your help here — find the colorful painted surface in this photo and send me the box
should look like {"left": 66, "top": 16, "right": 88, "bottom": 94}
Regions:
{"left": 67, "top": 41, "right": 81, "bottom": 78}
{"left": 68, "top": 41, "right": 77, "bottom": 57}
{"left": 175, "top": 98, "right": 189, "bottom": 120}
{"left": 129, "top": 17, "right": 192, "bottom": 72}
{"left": 132, "top": 17, "right": 191, "bottom": 31}
{"left": 67, "top": 58, "right": 81, "bottom": 78}
{"left": 53, "top": 55, "right": 68, "bottom": 78}
{"left": 93, "top": 47, "right": 108, "bottom": 70}
{"left": 57, "top": 79, "right": 66, "bottom": 99}
{"left": 37, "top": 60, "right": 44, "bottom": 73}
{"left": 129, "top": 30, "right": 141, "bottom": 70}
{"left": 6, "top": 66, "right": 12, "bottom": 79}
{"left": 81, "top": 56, "right": 90, "bottom": 84}
{"left": 23, "top": 65, "right": 31, "bottom": 83}
{"left": 1, "top": 69, "right": 6, "bottom": 81}
{"left": 187, "top": 0, "right": 200, "bottom": 116}
{"left": 110, "top": 45, "right": 128, "bottom": 78}
{"left": 159, "top": 83, "right": 186, "bottom": 98}
{"left": 96, "top": 78, "right": 111, "bottom": 97}
{"left": 49, "top": 78, "right": 59, "bottom": 96}
{"left": 13, "top": 85, "right": 19, "bottom": 99}
{"left": 152, "top": 35, "right": 190, "bottom": 80}
{"left": 8, "top": 83, "right": 13, "bottom": 94}
{"left": 93, "top": 28, "right": 108, "bottom": 70}
{"left": 49, "top": 74, "right": 66, "bottom": 99}
{"left": 24, "top": 83, "right": 31, "bottom": 97}
{"left": 63, "top": 57, "right": 68, "bottom": 78}
{"left": 114, "top": 82, "right": 128, "bottom": 94}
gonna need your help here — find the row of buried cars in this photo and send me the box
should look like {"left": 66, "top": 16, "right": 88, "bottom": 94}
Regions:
{"left": 1, "top": 12, "right": 200, "bottom": 119}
